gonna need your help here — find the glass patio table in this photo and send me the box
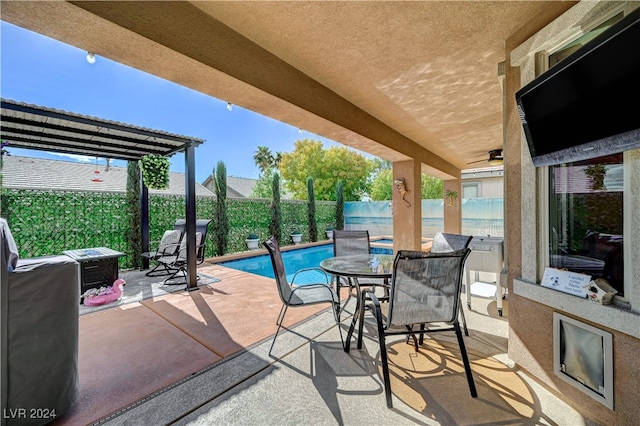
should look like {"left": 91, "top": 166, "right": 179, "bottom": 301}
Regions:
{"left": 320, "top": 254, "right": 394, "bottom": 352}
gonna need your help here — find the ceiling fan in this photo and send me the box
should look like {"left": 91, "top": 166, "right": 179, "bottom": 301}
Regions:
{"left": 467, "top": 149, "right": 504, "bottom": 166}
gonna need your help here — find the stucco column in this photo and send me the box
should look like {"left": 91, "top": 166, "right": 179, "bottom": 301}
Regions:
{"left": 443, "top": 179, "right": 462, "bottom": 234}
{"left": 392, "top": 160, "right": 422, "bottom": 252}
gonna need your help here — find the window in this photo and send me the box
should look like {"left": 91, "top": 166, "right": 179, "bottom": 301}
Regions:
{"left": 548, "top": 154, "right": 624, "bottom": 296}
{"left": 462, "top": 182, "right": 480, "bottom": 198}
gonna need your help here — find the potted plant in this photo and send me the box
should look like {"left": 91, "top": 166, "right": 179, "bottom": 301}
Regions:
{"left": 445, "top": 189, "right": 459, "bottom": 207}
{"left": 139, "top": 154, "right": 170, "bottom": 190}
{"left": 245, "top": 233, "right": 260, "bottom": 250}
{"left": 326, "top": 227, "right": 334, "bottom": 239}
{"left": 290, "top": 230, "right": 302, "bottom": 245}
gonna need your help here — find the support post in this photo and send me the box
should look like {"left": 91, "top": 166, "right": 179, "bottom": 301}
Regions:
{"left": 185, "top": 144, "right": 198, "bottom": 290}
{"left": 141, "top": 171, "right": 150, "bottom": 270}
{"left": 392, "top": 159, "right": 422, "bottom": 252}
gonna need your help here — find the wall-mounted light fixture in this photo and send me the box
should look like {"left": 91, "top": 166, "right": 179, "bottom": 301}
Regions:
{"left": 86, "top": 52, "right": 96, "bottom": 64}
{"left": 226, "top": 102, "right": 233, "bottom": 111}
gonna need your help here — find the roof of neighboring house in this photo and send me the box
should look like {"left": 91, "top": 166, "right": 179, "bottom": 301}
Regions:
{"left": 202, "top": 175, "right": 256, "bottom": 198}
{"left": 202, "top": 174, "right": 292, "bottom": 199}
{"left": 1, "top": 156, "right": 214, "bottom": 196}
{"left": 227, "top": 176, "right": 258, "bottom": 198}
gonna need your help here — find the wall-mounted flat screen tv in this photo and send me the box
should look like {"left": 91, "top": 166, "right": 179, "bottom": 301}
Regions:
{"left": 516, "top": 7, "right": 640, "bottom": 167}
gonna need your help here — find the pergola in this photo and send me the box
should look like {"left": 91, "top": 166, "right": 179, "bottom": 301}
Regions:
{"left": 0, "top": 98, "right": 206, "bottom": 289}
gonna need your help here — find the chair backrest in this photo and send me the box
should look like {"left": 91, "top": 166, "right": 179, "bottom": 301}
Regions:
{"left": 195, "top": 219, "right": 212, "bottom": 259}
{"left": 333, "top": 230, "right": 371, "bottom": 256}
{"left": 174, "top": 219, "right": 211, "bottom": 260}
{"left": 157, "top": 229, "right": 182, "bottom": 255}
{"left": 386, "top": 248, "right": 471, "bottom": 328}
{"left": 174, "top": 219, "right": 187, "bottom": 235}
{"left": 263, "top": 236, "right": 293, "bottom": 305}
{"left": 430, "top": 232, "right": 472, "bottom": 253}
{"left": 177, "top": 232, "right": 202, "bottom": 260}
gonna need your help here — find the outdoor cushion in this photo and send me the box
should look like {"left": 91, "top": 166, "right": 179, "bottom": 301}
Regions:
{"left": 157, "top": 229, "right": 182, "bottom": 255}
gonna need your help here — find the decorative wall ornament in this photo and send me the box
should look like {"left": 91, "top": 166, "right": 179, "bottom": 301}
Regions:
{"left": 393, "top": 178, "right": 411, "bottom": 207}
{"left": 445, "top": 189, "right": 459, "bottom": 207}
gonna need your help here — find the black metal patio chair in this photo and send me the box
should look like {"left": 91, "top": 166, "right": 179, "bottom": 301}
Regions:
{"left": 158, "top": 219, "right": 212, "bottom": 285}
{"left": 263, "top": 236, "right": 343, "bottom": 356}
{"left": 365, "top": 248, "right": 477, "bottom": 408}
{"left": 430, "top": 232, "right": 473, "bottom": 335}
{"left": 332, "top": 229, "right": 388, "bottom": 315}
{"left": 141, "top": 218, "right": 188, "bottom": 277}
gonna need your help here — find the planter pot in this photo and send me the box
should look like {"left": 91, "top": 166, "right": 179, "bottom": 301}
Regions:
{"left": 326, "top": 230, "right": 333, "bottom": 239}
{"left": 246, "top": 238, "right": 260, "bottom": 250}
{"left": 291, "top": 234, "right": 302, "bottom": 245}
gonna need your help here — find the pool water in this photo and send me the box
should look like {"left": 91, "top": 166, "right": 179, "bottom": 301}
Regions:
{"left": 221, "top": 243, "right": 393, "bottom": 285}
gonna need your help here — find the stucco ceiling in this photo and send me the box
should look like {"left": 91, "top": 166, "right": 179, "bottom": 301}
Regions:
{"left": 0, "top": 1, "right": 575, "bottom": 179}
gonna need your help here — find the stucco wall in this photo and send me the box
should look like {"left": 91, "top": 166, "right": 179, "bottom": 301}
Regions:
{"left": 505, "top": 1, "right": 640, "bottom": 424}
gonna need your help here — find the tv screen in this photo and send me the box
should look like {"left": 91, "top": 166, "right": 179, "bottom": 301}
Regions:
{"left": 516, "top": 7, "right": 640, "bottom": 167}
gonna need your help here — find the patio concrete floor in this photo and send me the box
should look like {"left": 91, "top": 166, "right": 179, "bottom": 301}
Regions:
{"left": 52, "top": 263, "right": 588, "bottom": 426}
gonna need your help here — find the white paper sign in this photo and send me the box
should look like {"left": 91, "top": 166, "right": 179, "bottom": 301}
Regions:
{"left": 541, "top": 267, "right": 590, "bottom": 298}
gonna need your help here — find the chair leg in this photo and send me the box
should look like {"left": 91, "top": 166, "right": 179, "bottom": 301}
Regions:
{"left": 344, "top": 292, "right": 361, "bottom": 353}
{"left": 331, "top": 300, "right": 345, "bottom": 350}
{"left": 454, "top": 323, "right": 477, "bottom": 398}
{"left": 459, "top": 303, "right": 469, "bottom": 336}
{"left": 269, "top": 303, "right": 289, "bottom": 356}
{"left": 145, "top": 261, "right": 177, "bottom": 277}
{"left": 370, "top": 298, "right": 393, "bottom": 408}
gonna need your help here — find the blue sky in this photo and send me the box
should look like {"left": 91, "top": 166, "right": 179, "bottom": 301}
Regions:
{"left": 0, "top": 22, "right": 347, "bottom": 182}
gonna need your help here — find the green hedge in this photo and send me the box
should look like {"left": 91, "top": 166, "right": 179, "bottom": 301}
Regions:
{"left": 0, "top": 189, "right": 336, "bottom": 268}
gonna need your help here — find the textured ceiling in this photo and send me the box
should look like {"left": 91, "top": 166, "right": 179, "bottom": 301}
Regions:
{"left": 0, "top": 1, "right": 576, "bottom": 179}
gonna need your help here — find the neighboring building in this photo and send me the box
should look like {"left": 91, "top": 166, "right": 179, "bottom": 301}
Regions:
{"left": 202, "top": 175, "right": 256, "bottom": 198}
{"left": 2, "top": 156, "right": 214, "bottom": 196}
{"left": 202, "top": 174, "right": 293, "bottom": 199}
{"left": 461, "top": 166, "right": 503, "bottom": 198}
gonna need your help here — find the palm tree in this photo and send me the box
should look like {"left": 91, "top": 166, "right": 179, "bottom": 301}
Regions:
{"left": 253, "top": 146, "right": 274, "bottom": 174}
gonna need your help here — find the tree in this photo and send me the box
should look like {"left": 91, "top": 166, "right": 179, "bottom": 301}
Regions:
{"left": 213, "top": 161, "right": 229, "bottom": 256}
{"left": 253, "top": 146, "right": 275, "bottom": 173}
{"left": 269, "top": 172, "right": 281, "bottom": 242}
{"left": 279, "top": 139, "right": 372, "bottom": 201}
{"left": 336, "top": 180, "right": 344, "bottom": 230}
{"left": 251, "top": 168, "right": 276, "bottom": 198}
{"left": 307, "top": 177, "right": 318, "bottom": 242}
{"left": 252, "top": 146, "right": 284, "bottom": 198}
{"left": 369, "top": 169, "right": 444, "bottom": 200}
{"left": 126, "top": 161, "right": 142, "bottom": 269}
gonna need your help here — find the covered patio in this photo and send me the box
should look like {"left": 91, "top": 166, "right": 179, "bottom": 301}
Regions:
{"left": 3, "top": 2, "right": 640, "bottom": 424}
{"left": 58, "top": 260, "right": 585, "bottom": 425}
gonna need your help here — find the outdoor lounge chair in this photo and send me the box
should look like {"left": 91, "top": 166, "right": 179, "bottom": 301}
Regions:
{"left": 365, "top": 248, "right": 477, "bottom": 408}
{"left": 263, "top": 236, "right": 343, "bottom": 356}
{"left": 141, "top": 218, "right": 188, "bottom": 276}
{"left": 430, "top": 232, "right": 473, "bottom": 335}
{"left": 158, "top": 218, "right": 211, "bottom": 285}
{"left": 141, "top": 229, "right": 183, "bottom": 276}
{"left": 158, "top": 232, "right": 204, "bottom": 285}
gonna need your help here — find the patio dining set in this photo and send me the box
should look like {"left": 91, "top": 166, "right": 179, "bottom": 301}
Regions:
{"left": 263, "top": 229, "right": 478, "bottom": 408}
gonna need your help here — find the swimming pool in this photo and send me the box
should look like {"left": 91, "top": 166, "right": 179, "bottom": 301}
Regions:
{"left": 221, "top": 243, "right": 392, "bottom": 284}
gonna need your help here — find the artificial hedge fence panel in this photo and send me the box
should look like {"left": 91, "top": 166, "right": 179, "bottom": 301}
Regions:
{"left": 1, "top": 189, "right": 336, "bottom": 267}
